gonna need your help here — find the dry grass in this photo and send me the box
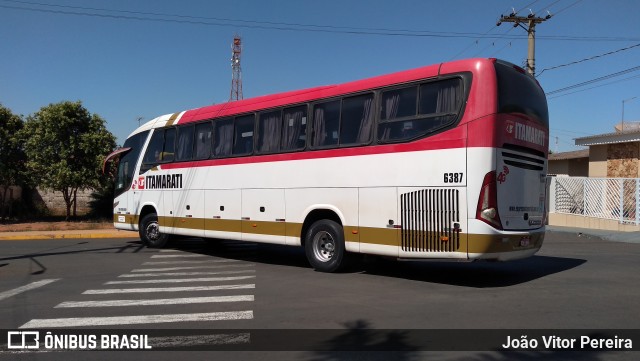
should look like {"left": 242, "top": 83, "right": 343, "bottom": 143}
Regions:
{"left": 0, "top": 220, "right": 113, "bottom": 232}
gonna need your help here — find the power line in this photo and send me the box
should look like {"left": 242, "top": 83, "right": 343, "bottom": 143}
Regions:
{"left": 547, "top": 73, "right": 640, "bottom": 100}
{"left": 552, "top": 0, "right": 585, "bottom": 16}
{"left": 0, "top": 0, "right": 638, "bottom": 42}
{"left": 545, "top": 65, "right": 640, "bottom": 96}
{"left": 538, "top": 43, "right": 640, "bottom": 76}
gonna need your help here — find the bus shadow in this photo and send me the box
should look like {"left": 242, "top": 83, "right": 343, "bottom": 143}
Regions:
{"left": 165, "top": 238, "right": 585, "bottom": 288}
{"left": 359, "top": 255, "right": 586, "bottom": 288}
{"left": 164, "top": 238, "right": 311, "bottom": 269}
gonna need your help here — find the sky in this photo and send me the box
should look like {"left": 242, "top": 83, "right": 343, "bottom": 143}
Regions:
{"left": 1, "top": 0, "right": 639, "bottom": 152}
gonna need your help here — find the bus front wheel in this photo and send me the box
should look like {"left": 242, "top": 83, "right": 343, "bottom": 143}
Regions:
{"left": 139, "top": 212, "right": 169, "bottom": 248}
{"left": 304, "top": 219, "right": 349, "bottom": 273}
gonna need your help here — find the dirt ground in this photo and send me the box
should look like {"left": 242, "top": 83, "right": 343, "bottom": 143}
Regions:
{"left": 0, "top": 220, "right": 114, "bottom": 232}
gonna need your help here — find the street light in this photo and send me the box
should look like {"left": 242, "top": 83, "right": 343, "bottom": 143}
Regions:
{"left": 622, "top": 97, "right": 637, "bottom": 132}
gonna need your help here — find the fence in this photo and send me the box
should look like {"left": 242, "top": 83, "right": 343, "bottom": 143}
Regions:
{"left": 551, "top": 176, "right": 640, "bottom": 225}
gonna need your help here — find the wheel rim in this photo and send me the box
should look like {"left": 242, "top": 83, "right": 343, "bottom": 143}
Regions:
{"left": 145, "top": 221, "right": 161, "bottom": 241}
{"left": 312, "top": 231, "right": 335, "bottom": 262}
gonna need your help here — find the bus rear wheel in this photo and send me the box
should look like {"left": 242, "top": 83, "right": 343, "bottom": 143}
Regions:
{"left": 304, "top": 219, "right": 349, "bottom": 273}
{"left": 139, "top": 212, "right": 169, "bottom": 248}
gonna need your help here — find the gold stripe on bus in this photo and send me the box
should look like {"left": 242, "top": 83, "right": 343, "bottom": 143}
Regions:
{"left": 357, "top": 227, "right": 399, "bottom": 247}
{"left": 113, "top": 214, "right": 138, "bottom": 226}
{"left": 241, "top": 220, "right": 285, "bottom": 236}
{"left": 205, "top": 218, "right": 242, "bottom": 233}
{"left": 151, "top": 215, "right": 544, "bottom": 255}
{"left": 466, "top": 232, "right": 544, "bottom": 254}
{"left": 165, "top": 112, "right": 181, "bottom": 127}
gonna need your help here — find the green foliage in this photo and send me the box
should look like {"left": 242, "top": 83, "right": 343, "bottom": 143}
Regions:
{"left": 22, "top": 101, "right": 117, "bottom": 220}
{"left": 0, "top": 104, "right": 26, "bottom": 220}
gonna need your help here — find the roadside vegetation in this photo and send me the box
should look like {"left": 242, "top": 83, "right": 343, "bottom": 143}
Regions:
{"left": 0, "top": 102, "right": 117, "bottom": 223}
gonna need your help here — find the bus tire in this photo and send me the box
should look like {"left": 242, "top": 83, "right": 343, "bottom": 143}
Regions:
{"left": 139, "top": 212, "right": 168, "bottom": 248}
{"left": 304, "top": 219, "right": 349, "bottom": 273}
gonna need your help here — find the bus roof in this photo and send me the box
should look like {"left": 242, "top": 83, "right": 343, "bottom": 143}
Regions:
{"left": 128, "top": 58, "right": 499, "bottom": 138}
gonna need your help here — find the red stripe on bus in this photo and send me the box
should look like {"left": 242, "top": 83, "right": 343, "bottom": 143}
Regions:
{"left": 178, "top": 63, "right": 444, "bottom": 124}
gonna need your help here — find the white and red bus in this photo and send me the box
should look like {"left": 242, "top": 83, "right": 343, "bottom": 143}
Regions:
{"left": 105, "top": 58, "right": 548, "bottom": 272}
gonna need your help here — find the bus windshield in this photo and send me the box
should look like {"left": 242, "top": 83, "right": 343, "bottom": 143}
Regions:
{"left": 114, "top": 131, "right": 149, "bottom": 197}
{"left": 495, "top": 61, "right": 549, "bottom": 128}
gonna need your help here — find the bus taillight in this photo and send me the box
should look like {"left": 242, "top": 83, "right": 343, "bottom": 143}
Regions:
{"left": 476, "top": 171, "right": 503, "bottom": 230}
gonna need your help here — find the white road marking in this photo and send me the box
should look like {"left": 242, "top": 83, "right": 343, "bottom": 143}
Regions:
{"left": 118, "top": 270, "right": 255, "bottom": 278}
{"left": 159, "top": 249, "right": 181, "bottom": 252}
{"left": 143, "top": 259, "right": 239, "bottom": 265}
{"left": 83, "top": 284, "right": 255, "bottom": 294}
{"left": 19, "top": 310, "right": 253, "bottom": 328}
{"left": 131, "top": 264, "right": 255, "bottom": 272}
{"left": 56, "top": 295, "right": 254, "bottom": 308}
{"left": 105, "top": 275, "right": 256, "bottom": 284}
{"left": 0, "top": 279, "right": 60, "bottom": 302}
{"left": 150, "top": 254, "right": 207, "bottom": 259}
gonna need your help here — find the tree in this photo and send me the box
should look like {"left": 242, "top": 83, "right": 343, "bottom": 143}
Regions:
{"left": 23, "top": 101, "right": 116, "bottom": 221}
{"left": 0, "top": 104, "right": 26, "bottom": 220}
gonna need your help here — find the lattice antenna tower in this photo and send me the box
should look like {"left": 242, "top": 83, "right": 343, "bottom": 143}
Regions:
{"left": 229, "top": 35, "right": 243, "bottom": 101}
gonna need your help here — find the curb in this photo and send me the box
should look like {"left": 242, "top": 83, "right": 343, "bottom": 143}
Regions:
{"left": 0, "top": 231, "right": 139, "bottom": 241}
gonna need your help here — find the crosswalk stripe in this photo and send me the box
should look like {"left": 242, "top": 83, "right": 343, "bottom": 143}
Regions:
{"left": 150, "top": 254, "right": 207, "bottom": 258}
{"left": 82, "top": 284, "right": 255, "bottom": 294}
{"left": 119, "top": 270, "right": 255, "bottom": 278}
{"left": 0, "top": 279, "right": 60, "bottom": 302}
{"left": 131, "top": 264, "right": 254, "bottom": 272}
{"left": 106, "top": 275, "right": 255, "bottom": 284}
{"left": 19, "top": 310, "right": 254, "bottom": 328}
{"left": 56, "top": 295, "right": 254, "bottom": 308}
{"left": 143, "top": 259, "right": 238, "bottom": 265}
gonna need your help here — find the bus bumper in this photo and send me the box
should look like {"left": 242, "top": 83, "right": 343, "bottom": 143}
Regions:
{"left": 467, "top": 222, "right": 545, "bottom": 261}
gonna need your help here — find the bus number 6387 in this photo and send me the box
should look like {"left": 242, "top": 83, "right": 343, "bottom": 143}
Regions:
{"left": 444, "top": 172, "right": 463, "bottom": 183}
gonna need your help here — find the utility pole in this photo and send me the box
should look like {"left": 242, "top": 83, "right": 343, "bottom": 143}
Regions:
{"left": 229, "top": 35, "right": 243, "bottom": 101}
{"left": 497, "top": 9, "right": 552, "bottom": 76}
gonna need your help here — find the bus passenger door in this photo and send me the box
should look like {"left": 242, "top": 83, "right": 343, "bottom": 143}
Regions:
{"left": 241, "top": 189, "right": 286, "bottom": 244}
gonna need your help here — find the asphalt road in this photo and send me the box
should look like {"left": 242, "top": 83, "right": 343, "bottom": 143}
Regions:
{"left": 0, "top": 230, "right": 638, "bottom": 360}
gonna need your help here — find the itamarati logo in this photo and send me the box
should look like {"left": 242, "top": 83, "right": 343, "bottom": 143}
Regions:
{"left": 131, "top": 174, "right": 183, "bottom": 190}
{"left": 506, "top": 120, "right": 545, "bottom": 147}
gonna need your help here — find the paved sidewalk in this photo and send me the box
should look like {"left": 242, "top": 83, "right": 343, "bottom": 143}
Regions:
{"left": 546, "top": 225, "right": 640, "bottom": 244}
{"left": 0, "top": 228, "right": 139, "bottom": 241}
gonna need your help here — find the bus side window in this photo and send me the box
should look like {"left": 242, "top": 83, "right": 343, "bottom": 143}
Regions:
{"left": 142, "top": 129, "right": 165, "bottom": 165}
{"left": 281, "top": 105, "right": 307, "bottom": 151}
{"left": 176, "top": 125, "right": 195, "bottom": 162}
{"left": 312, "top": 100, "right": 340, "bottom": 148}
{"left": 233, "top": 115, "right": 255, "bottom": 155}
{"left": 162, "top": 128, "right": 176, "bottom": 162}
{"left": 418, "top": 78, "right": 462, "bottom": 129}
{"left": 380, "top": 86, "right": 417, "bottom": 121}
{"left": 257, "top": 110, "right": 282, "bottom": 153}
{"left": 340, "top": 93, "right": 374, "bottom": 145}
{"left": 377, "top": 79, "right": 461, "bottom": 143}
{"left": 194, "top": 122, "right": 212, "bottom": 159}
{"left": 213, "top": 118, "right": 233, "bottom": 157}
